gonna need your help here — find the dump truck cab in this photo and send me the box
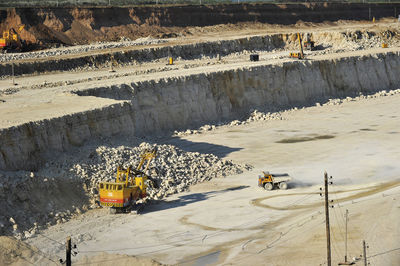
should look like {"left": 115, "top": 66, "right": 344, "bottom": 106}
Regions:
{"left": 258, "top": 171, "right": 291, "bottom": 191}
{"left": 303, "top": 40, "right": 315, "bottom": 51}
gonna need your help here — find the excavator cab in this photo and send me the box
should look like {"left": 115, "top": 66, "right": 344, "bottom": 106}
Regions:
{"left": 99, "top": 148, "right": 157, "bottom": 212}
{"left": 258, "top": 171, "right": 273, "bottom": 187}
{"left": 1, "top": 25, "right": 25, "bottom": 51}
{"left": 303, "top": 40, "right": 315, "bottom": 51}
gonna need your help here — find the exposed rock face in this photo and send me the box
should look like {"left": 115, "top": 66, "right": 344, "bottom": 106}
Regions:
{"left": 1, "top": 27, "right": 399, "bottom": 76}
{"left": 1, "top": 52, "right": 400, "bottom": 171}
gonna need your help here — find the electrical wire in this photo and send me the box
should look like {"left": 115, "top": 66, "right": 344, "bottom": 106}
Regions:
{"left": 78, "top": 189, "right": 323, "bottom": 260}
{"left": 3, "top": 236, "right": 59, "bottom": 265}
{"left": 0, "top": 244, "right": 35, "bottom": 265}
{"left": 224, "top": 210, "right": 326, "bottom": 265}
{"left": 330, "top": 183, "right": 369, "bottom": 253}
{"left": 36, "top": 232, "right": 65, "bottom": 246}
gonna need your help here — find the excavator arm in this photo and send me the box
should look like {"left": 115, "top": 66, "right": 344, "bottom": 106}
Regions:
{"left": 136, "top": 148, "right": 157, "bottom": 172}
{"left": 18, "top": 25, "right": 25, "bottom": 33}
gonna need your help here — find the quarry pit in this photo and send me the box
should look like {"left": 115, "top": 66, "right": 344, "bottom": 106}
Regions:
{"left": 0, "top": 3, "right": 400, "bottom": 266}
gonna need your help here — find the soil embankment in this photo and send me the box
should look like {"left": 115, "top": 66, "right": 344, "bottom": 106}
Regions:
{"left": 2, "top": 26, "right": 400, "bottom": 77}
{"left": 1, "top": 50, "right": 399, "bottom": 171}
{"left": 0, "top": 3, "right": 399, "bottom": 47}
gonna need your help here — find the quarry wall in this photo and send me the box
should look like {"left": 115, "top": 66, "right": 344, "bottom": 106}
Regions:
{"left": 1, "top": 51, "right": 400, "bottom": 171}
{"left": 0, "top": 34, "right": 286, "bottom": 76}
{"left": 1, "top": 3, "right": 399, "bottom": 45}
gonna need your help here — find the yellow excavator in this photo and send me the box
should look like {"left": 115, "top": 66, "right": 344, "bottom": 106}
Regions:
{"left": 0, "top": 25, "right": 26, "bottom": 52}
{"left": 289, "top": 33, "right": 305, "bottom": 60}
{"left": 99, "top": 148, "right": 158, "bottom": 214}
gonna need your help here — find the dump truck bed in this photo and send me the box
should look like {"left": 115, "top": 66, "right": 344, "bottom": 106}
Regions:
{"left": 273, "top": 176, "right": 292, "bottom": 183}
{"left": 271, "top": 173, "right": 290, "bottom": 177}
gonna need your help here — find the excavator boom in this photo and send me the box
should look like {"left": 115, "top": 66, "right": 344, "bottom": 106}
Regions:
{"left": 99, "top": 148, "right": 157, "bottom": 212}
{"left": 289, "top": 32, "right": 305, "bottom": 59}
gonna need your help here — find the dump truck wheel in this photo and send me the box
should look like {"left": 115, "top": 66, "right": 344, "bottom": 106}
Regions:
{"left": 109, "top": 207, "right": 117, "bottom": 214}
{"left": 264, "top": 183, "right": 273, "bottom": 191}
{"left": 279, "top": 182, "right": 288, "bottom": 190}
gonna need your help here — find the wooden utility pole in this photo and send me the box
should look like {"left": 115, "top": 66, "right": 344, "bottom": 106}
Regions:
{"left": 345, "top": 209, "right": 349, "bottom": 262}
{"left": 339, "top": 209, "right": 353, "bottom": 265}
{"left": 369, "top": 7, "right": 372, "bottom": 21}
{"left": 324, "top": 172, "right": 332, "bottom": 266}
{"left": 297, "top": 33, "right": 304, "bottom": 59}
{"left": 363, "top": 240, "right": 367, "bottom": 266}
{"left": 11, "top": 62, "right": 15, "bottom": 85}
{"left": 66, "top": 236, "right": 71, "bottom": 266}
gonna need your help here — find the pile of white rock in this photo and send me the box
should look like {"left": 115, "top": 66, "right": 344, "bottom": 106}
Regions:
{"left": 70, "top": 142, "right": 252, "bottom": 201}
{"left": 0, "top": 141, "right": 251, "bottom": 239}
{"left": 323, "top": 89, "right": 400, "bottom": 106}
{"left": 173, "top": 110, "right": 286, "bottom": 137}
{"left": 0, "top": 170, "right": 86, "bottom": 239}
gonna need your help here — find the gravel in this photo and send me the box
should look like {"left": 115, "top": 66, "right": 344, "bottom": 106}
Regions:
{"left": 0, "top": 36, "right": 167, "bottom": 63}
{"left": 0, "top": 141, "right": 252, "bottom": 239}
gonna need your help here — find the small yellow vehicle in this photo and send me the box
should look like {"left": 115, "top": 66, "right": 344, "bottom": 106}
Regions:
{"left": 99, "top": 148, "right": 157, "bottom": 213}
{"left": 258, "top": 171, "right": 292, "bottom": 191}
{"left": 303, "top": 40, "right": 315, "bottom": 51}
{"left": 289, "top": 33, "right": 304, "bottom": 60}
{"left": 0, "top": 25, "right": 26, "bottom": 52}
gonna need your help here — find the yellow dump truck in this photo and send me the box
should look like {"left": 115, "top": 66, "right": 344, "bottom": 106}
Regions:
{"left": 258, "top": 171, "right": 292, "bottom": 191}
{"left": 99, "top": 148, "right": 157, "bottom": 213}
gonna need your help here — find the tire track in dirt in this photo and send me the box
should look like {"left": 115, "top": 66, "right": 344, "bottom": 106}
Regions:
{"left": 179, "top": 181, "right": 400, "bottom": 232}
{"left": 251, "top": 180, "right": 400, "bottom": 210}
{"left": 178, "top": 181, "right": 400, "bottom": 265}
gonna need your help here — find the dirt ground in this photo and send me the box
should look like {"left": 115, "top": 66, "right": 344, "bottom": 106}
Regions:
{"left": 1, "top": 7, "right": 400, "bottom": 266}
{"left": 25, "top": 92, "right": 400, "bottom": 266}
{"left": 1, "top": 3, "right": 399, "bottom": 49}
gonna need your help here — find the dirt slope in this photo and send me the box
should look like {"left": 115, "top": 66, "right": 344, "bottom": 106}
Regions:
{"left": 1, "top": 3, "right": 400, "bottom": 48}
{"left": 0, "top": 236, "right": 56, "bottom": 265}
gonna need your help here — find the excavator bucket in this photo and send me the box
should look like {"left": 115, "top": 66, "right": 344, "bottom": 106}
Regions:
{"left": 99, "top": 148, "right": 157, "bottom": 211}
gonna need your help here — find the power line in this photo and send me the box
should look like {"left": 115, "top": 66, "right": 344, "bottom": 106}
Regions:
{"left": 37, "top": 232, "right": 65, "bottom": 246}
{"left": 75, "top": 184, "right": 350, "bottom": 265}
{"left": 368, "top": 247, "right": 400, "bottom": 259}
{"left": 77, "top": 188, "right": 323, "bottom": 265}
{"left": 80, "top": 189, "right": 320, "bottom": 254}
{"left": 0, "top": 244, "right": 35, "bottom": 265}
{"left": 230, "top": 211, "right": 326, "bottom": 265}
{"left": 2, "top": 236, "right": 59, "bottom": 265}
{"left": 330, "top": 184, "right": 367, "bottom": 254}
{"left": 55, "top": 182, "right": 400, "bottom": 265}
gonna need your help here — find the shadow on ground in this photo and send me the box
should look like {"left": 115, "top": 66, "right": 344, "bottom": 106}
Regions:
{"left": 163, "top": 137, "right": 242, "bottom": 158}
{"left": 143, "top": 185, "right": 249, "bottom": 213}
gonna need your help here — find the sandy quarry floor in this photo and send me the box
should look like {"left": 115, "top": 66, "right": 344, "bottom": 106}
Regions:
{"left": 25, "top": 92, "right": 400, "bottom": 266}
{"left": 0, "top": 18, "right": 399, "bottom": 265}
